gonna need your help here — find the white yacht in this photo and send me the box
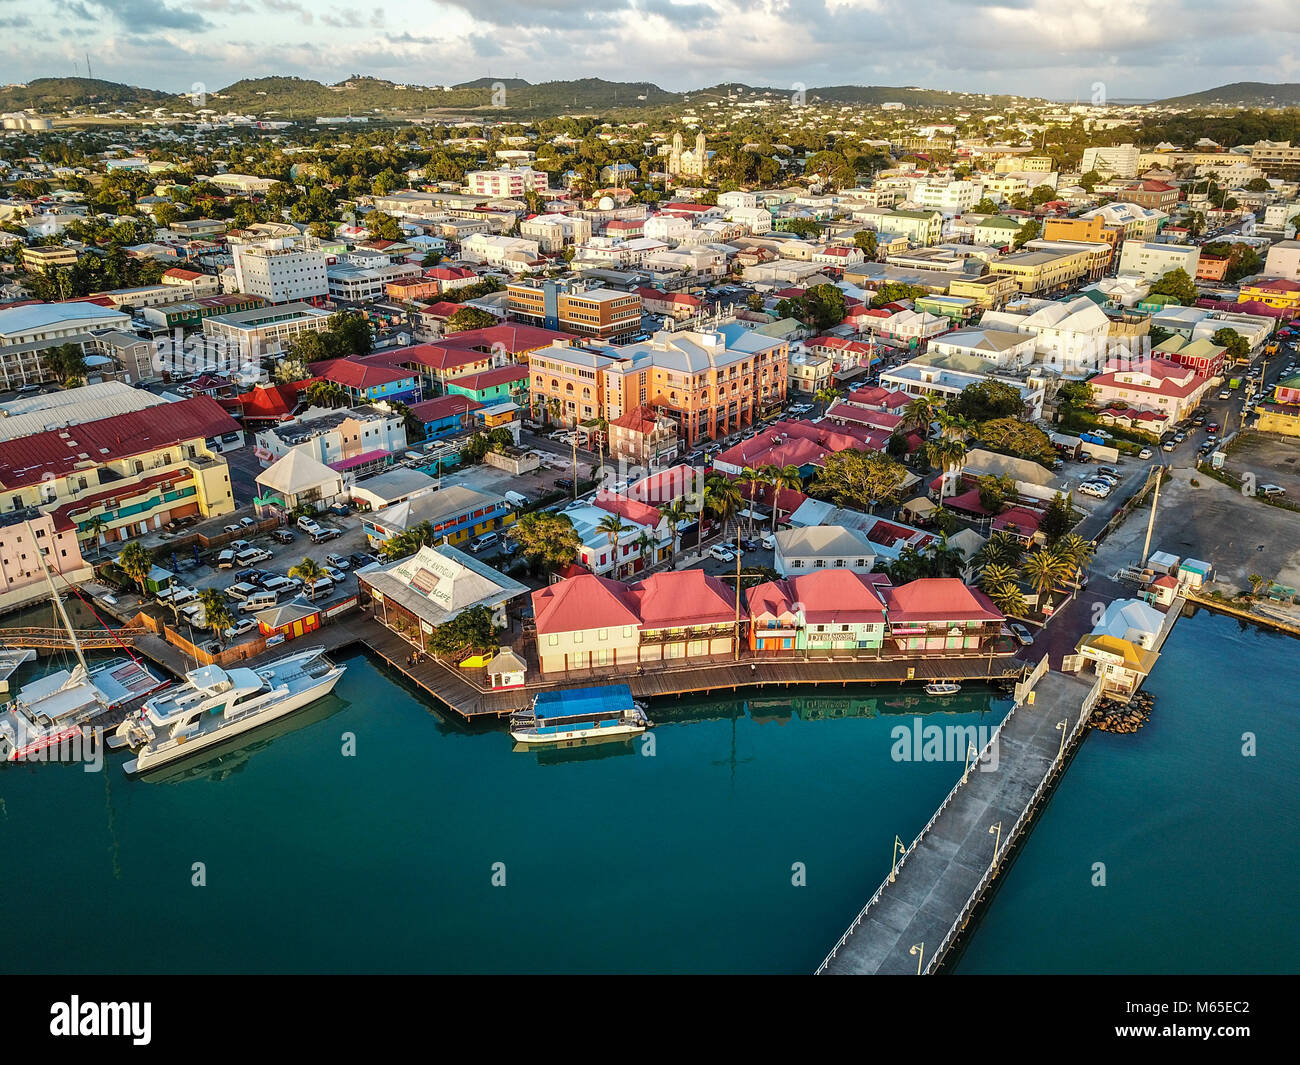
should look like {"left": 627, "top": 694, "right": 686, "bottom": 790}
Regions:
{"left": 114, "top": 648, "right": 345, "bottom": 775}
{"left": 0, "top": 523, "right": 165, "bottom": 763}
{"left": 0, "top": 658, "right": 165, "bottom": 762}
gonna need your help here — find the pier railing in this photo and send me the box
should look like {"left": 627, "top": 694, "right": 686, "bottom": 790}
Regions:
{"left": 814, "top": 688, "right": 1029, "bottom": 975}
{"left": 921, "top": 672, "right": 1104, "bottom": 973}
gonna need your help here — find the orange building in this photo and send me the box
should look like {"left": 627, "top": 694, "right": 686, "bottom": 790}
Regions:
{"left": 1196, "top": 254, "right": 1230, "bottom": 282}
{"left": 386, "top": 278, "right": 442, "bottom": 302}
{"left": 507, "top": 278, "right": 641, "bottom": 341}
{"left": 528, "top": 323, "right": 789, "bottom": 444}
{"left": 1041, "top": 215, "right": 1123, "bottom": 262}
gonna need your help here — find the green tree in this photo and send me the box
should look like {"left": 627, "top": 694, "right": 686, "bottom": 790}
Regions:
{"left": 427, "top": 604, "right": 498, "bottom": 658}
{"left": 1013, "top": 218, "right": 1042, "bottom": 249}
{"left": 1020, "top": 547, "right": 1072, "bottom": 613}
{"left": 658, "top": 499, "right": 689, "bottom": 564}
{"left": 445, "top": 307, "right": 498, "bottom": 333}
{"left": 978, "top": 417, "right": 1055, "bottom": 464}
{"left": 1147, "top": 267, "right": 1197, "bottom": 306}
{"left": 118, "top": 542, "right": 152, "bottom": 597}
{"left": 1212, "top": 327, "right": 1250, "bottom": 364}
{"left": 507, "top": 511, "right": 582, "bottom": 574}
{"left": 364, "top": 210, "right": 402, "bottom": 241}
{"left": 809, "top": 449, "right": 909, "bottom": 513}
{"left": 949, "top": 381, "right": 1025, "bottom": 422}
{"left": 289, "top": 557, "right": 327, "bottom": 601}
{"left": 1039, "top": 491, "right": 1074, "bottom": 542}
{"left": 197, "top": 588, "right": 234, "bottom": 646}
{"left": 870, "top": 282, "right": 929, "bottom": 308}
{"left": 853, "top": 229, "right": 878, "bottom": 258}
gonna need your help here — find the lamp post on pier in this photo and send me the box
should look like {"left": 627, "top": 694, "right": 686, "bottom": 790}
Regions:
{"left": 989, "top": 820, "right": 1003, "bottom": 871}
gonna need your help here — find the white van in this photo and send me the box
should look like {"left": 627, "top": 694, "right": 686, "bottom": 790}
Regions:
{"left": 217, "top": 549, "right": 236, "bottom": 569}
{"left": 234, "top": 547, "right": 272, "bottom": 567}
{"left": 259, "top": 576, "right": 297, "bottom": 597}
{"left": 225, "top": 582, "right": 259, "bottom": 602}
{"left": 240, "top": 591, "right": 277, "bottom": 614}
{"left": 504, "top": 490, "right": 530, "bottom": 508}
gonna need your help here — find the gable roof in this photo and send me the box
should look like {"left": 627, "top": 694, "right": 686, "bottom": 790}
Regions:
{"left": 532, "top": 573, "right": 640, "bottom": 634}
{"left": 882, "top": 578, "right": 1002, "bottom": 623}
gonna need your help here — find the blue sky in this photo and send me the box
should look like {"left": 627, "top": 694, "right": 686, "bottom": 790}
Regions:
{"left": 1, "top": 0, "right": 1298, "bottom": 101}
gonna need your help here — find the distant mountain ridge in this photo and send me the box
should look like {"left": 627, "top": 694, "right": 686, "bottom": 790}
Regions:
{"left": 1156, "top": 82, "right": 1300, "bottom": 107}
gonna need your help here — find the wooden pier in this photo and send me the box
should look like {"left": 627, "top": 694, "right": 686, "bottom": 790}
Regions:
{"left": 274, "top": 614, "right": 1027, "bottom": 719}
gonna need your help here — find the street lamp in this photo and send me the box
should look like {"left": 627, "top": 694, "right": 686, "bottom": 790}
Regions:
{"left": 1055, "top": 718, "right": 1069, "bottom": 765}
{"left": 989, "top": 821, "right": 1003, "bottom": 870}
{"left": 909, "top": 942, "right": 925, "bottom": 975}
{"left": 890, "top": 834, "right": 906, "bottom": 883}
{"left": 963, "top": 741, "right": 979, "bottom": 783}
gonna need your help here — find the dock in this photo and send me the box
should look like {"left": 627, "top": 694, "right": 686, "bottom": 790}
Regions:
{"left": 297, "top": 616, "right": 1026, "bottom": 718}
{"left": 817, "top": 667, "right": 1103, "bottom": 974}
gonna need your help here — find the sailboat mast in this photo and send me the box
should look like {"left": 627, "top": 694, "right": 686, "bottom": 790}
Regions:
{"left": 26, "top": 520, "right": 89, "bottom": 674}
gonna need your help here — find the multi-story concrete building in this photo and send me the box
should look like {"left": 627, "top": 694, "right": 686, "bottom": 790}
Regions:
{"left": 465, "top": 166, "right": 548, "bottom": 198}
{"left": 507, "top": 278, "right": 641, "bottom": 341}
{"left": 1115, "top": 180, "right": 1180, "bottom": 212}
{"left": 909, "top": 180, "right": 984, "bottom": 214}
{"left": 1116, "top": 241, "right": 1200, "bottom": 283}
{"left": 0, "top": 396, "right": 239, "bottom": 547}
{"left": 1079, "top": 202, "right": 1165, "bottom": 241}
{"left": 1264, "top": 239, "right": 1300, "bottom": 282}
{"left": 230, "top": 239, "right": 328, "bottom": 304}
{"left": 20, "top": 245, "right": 78, "bottom": 273}
{"left": 254, "top": 404, "right": 407, "bottom": 468}
{"left": 326, "top": 260, "right": 422, "bottom": 302}
{"left": 1080, "top": 143, "right": 1140, "bottom": 178}
{"left": 988, "top": 244, "right": 1098, "bottom": 295}
{"left": 519, "top": 213, "right": 592, "bottom": 252}
{"left": 202, "top": 302, "right": 333, "bottom": 361}
{"left": 160, "top": 267, "right": 221, "bottom": 299}
{"left": 0, "top": 507, "right": 95, "bottom": 612}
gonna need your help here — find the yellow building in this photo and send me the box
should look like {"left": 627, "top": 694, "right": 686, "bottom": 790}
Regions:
{"left": 948, "top": 274, "right": 1019, "bottom": 309}
{"left": 1237, "top": 279, "right": 1300, "bottom": 313}
{"left": 0, "top": 396, "right": 239, "bottom": 549}
{"left": 988, "top": 244, "right": 1096, "bottom": 295}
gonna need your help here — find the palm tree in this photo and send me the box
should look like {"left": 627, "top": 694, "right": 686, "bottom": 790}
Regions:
{"left": 546, "top": 397, "right": 562, "bottom": 426}
{"left": 902, "top": 395, "right": 937, "bottom": 435}
{"left": 596, "top": 513, "right": 631, "bottom": 574}
{"left": 82, "top": 515, "right": 109, "bottom": 557}
{"left": 737, "top": 467, "right": 766, "bottom": 535}
{"left": 985, "top": 580, "right": 1028, "bottom": 619}
{"left": 659, "top": 499, "right": 688, "bottom": 564}
{"left": 703, "top": 473, "right": 742, "bottom": 532}
{"left": 975, "top": 529, "right": 1025, "bottom": 570}
{"left": 762, "top": 463, "right": 803, "bottom": 534}
{"left": 289, "top": 557, "right": 327, "bottom": 601}
{"left": 935, "top": 409, "right": 976, "bottom": 441}
{"left": 814, "top": 386, "right": 842, "bottom": 417}
{"left": 636, "top": 531, "right": 653, "bottom": 571}
{"left": 925, "top": 437, "right": 968, "bottom": 505}
{"left": 1058, "top": 533, "right": 1095, "bottom": 584}
{"left": 117, "top": 541, "right": 152, "bottom": 597}
{"left": 1021, "top": 548, "right": 1072, "bottom": 615}
{"left": 978, "top": 562, "right": 1018, "bottom": 596}
{"left": 197, "top": 588, "right": 234, "bottom": 647}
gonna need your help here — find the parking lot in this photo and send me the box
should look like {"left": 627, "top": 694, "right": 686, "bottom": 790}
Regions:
{"left": 1219, "top": 432, "right": 1300, "bottom": 500}
{"left": 1091, "top": 466, "right": 1300, "bottom": 596}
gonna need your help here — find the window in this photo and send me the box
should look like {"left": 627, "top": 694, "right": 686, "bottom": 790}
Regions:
{"left": 547, "top": 634, "right": 558, "bottom": 646}
{"left": 598, "top": 629, "right": 608, "bottom": 641}
{"left": 573, "top": 631, "right": 583, "bottom": 644}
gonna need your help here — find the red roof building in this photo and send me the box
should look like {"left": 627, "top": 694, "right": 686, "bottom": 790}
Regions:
{"left": 881, "top": 578, "right": 1003, "bottom": 652}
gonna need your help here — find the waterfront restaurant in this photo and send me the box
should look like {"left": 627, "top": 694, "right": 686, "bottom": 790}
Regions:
{"left": 880, "top": 578, "right": 1004, "bottom": 653}
{"left": 358, "top": 543, "right": 529, "bottom": 652}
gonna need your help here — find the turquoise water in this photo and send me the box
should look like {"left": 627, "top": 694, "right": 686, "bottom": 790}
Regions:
{"left": 954, "top": 609, "right": 1300, "bottom": 974}
{"left": 1, "top": 654, "right": 1008, "bottom": 974}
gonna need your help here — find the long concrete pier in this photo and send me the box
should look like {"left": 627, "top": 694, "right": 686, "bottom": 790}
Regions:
{"left": 817, "top": 668, "right": 1101, "bottom": 974}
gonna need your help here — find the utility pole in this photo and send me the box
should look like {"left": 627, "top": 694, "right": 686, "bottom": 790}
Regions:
{"left": 1140, "top": 465, "right": 1162, "bottom": 568}
{"left": 733, "top": 522, "right": 742, "bottom": 662}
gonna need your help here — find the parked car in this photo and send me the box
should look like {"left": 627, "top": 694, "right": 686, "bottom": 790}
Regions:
{"left": 761, "top": 532, "right": 775, "bottom": 550}
{"left": 554, "top": 477, "right": 575, "bottom": 490}
{"left": 158, "top": 584, "right": 197, "bottom": 606}
{"left": 239, "top": 516, "right": 257, "bottom": 529}
{"left": 1218, "top": 390, "right": 1232, "bottom": 400}
{"left": 1258, "top": 484, "right": 1286, "bottom": 497}
{"left": 325, "top": 553, "right": 350, "bottom": 570}
{"left": 296, "top": 516, "right": 322, "bottom": 535}
{"left": 1097, "top": 465, "right": 1120, "bottom": 478}
{"left": 223, "top": 524, "right": 241, "bottom": 534}
{"left": 322, "top": 566, "right": 346, "bottom": 584}
{"left": 270, "top": 529, "right": 296, "bottom": 544}
{"left": 1207, "top": 422, "right": 1220, "bottom": 433}
{"left": 469, "top": 532, "right": 500, "bottom": 554}
{"left": 1009, "top": 622, "right": 1034, "bottom": 646}
{"left": 1162, "top": 440, "right": 1177, "bottom": 452}
{"left": 311, "top": 526, "right": 341, "bottom": 544}
{"left": 223, "top": 617, "right": 258, "bottom": 640}
{"left": 1138, "top": 448, "right": 1153, "bottom": 459}
{"left": 349, "top": 552, "right": 376, "bottom": 568}
{"left": 709, "top": 545, "right": 736, "bottom": 563}
{"left": 217, "top": 549, "right": 236, "bottom": 569}
{"left": 225, "top": 582, "right": 258, "bottom": 602}
{"left": 235, "top": 547, "right": 273, "bottom": 567}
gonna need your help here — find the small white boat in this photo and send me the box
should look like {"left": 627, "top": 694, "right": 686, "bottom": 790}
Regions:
{"left": 510, "top": 684, "right": 649, "bottom": 745}
{"left": 116, "top": 648, "right": 345, "bottom": 775}
{"left": 924, "top": 681, "right": 962, "bottom": 696}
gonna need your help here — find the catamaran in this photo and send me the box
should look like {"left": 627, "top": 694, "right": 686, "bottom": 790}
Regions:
{"left": 0, "top": 524, "right": 165, "bottom": 762}
{"left": 113, "top": 647, "right": 345, "bottom": 775}
{"left": 509, "top": 684, "right": 650, "bottom": 745}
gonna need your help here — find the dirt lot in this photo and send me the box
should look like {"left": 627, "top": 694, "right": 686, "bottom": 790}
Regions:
{"left": 1219, "top": 432, "right": 1300, "bottom": 499}
{"left": 1092, "top": 467, "right": 1300, "bottom": 596}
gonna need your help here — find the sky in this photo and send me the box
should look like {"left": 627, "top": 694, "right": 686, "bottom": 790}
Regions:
{"left": 1, "top": 0, "right": 1299, "bottom": 102}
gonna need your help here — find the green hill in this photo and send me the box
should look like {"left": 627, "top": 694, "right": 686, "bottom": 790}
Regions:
{"left": 0, "top": 77, "right": 173, "bottom": 111}
{"left": 1155, "top": 82, "right": 1300, "bottom": 107}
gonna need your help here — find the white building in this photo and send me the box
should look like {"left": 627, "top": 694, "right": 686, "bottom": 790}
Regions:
{"left": 231, "top": 239, "right": 329, "bottom": 304}
{"left": 1264, "top": 239, "right": 1300, "bottom": 282}
{"left": 1080, "top": 144, "right": 1140, "bottom": 178}
{"left": 726, "top": 205, "right": 773, "bottom": 235}
{"left": 519, "top": 213, "right": 592, "bottom": 252}
{"left": 466, "top": 167, "right": 548, "bottom": 198}
{"left": 1117, "top": 241, "right": 1200, "bottom": 282}
{"left": 909, "top": 180, "right": 984, "bottom": 214}
{"left": 643, "top": 214, "right": 693, "bottom": 243}
{"left": 458, "top": 233, "right": 542, "bottom": 272}
{"left": 981, "top": 296, "right": 1114, "bottom": 376}
{"left": 773, "top": 525, "right": 875, "bottom": 576}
